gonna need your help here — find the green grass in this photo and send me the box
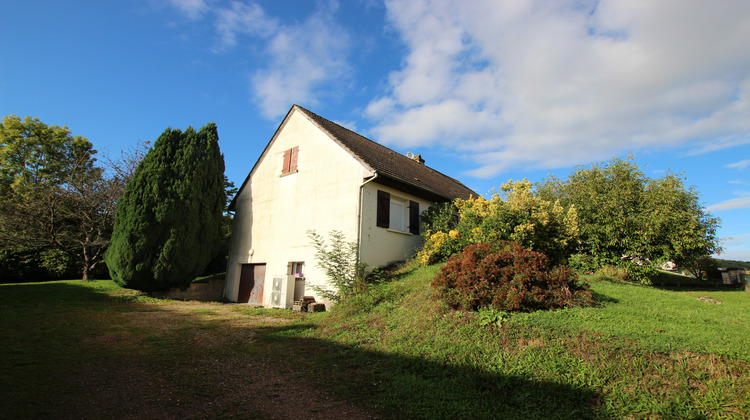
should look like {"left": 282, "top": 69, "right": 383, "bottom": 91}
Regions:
{"left": 298, "top": 263, "right": 750, "bottom": 418}
{"left": 1, "top": 270, "right": 749, "bottom": 419}
{"left": 519, "top": 276, "right": 750, "bottom": 359}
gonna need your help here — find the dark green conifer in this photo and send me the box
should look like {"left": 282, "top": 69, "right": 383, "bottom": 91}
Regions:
{"left": 105, "top": 123, "right": 225, "bottom": 292}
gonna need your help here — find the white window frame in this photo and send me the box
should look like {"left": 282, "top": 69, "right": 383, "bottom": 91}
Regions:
{"left": 389, "top": 197, "right": 407, "bottom": 232}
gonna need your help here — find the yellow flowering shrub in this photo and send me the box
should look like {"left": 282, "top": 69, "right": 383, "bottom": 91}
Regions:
{"left": 417, "top": 230, "right": 463, "bottom": 265}
{"left": 418, "top": 179, "right": 580, "bottom": 266}
{"left": 417, "top": 179, "right": 580, "bottom": 265}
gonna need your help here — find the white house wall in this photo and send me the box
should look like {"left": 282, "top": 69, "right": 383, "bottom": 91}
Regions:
{"left": 358, "top": 182, "right": 431, "bottom": 268}
{"left": 225, "top": 110, "right": 367, "bottom": 306}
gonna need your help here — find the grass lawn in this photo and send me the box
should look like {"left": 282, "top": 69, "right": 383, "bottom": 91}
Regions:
{"left": 1, "top": 267, "right": 749, "bottom": 419}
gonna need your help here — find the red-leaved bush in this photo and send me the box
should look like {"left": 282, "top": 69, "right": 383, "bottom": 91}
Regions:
{"left": 432, "top": 241, "right": 593, "bottom": 312}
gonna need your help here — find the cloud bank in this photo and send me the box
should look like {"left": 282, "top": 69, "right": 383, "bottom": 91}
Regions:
{"left": 368, "top": 0, "right": 750, "bottom": 178}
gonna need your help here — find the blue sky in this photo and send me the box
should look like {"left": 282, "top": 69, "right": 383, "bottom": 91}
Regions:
{"left": 2, "top": 0, "right": 749, "bottom": 261}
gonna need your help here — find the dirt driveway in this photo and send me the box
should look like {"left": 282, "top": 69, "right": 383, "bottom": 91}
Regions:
{"left": 47, "top": 302, "right": 379, "bottom": 419}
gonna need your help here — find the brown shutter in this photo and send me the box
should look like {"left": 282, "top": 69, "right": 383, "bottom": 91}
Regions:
{"left": 409, "top": 200, "right": 419, "bottom": 234}
{"left": 282, "top": 149, "right": 291, "bottom": 174}
{"left": 290, "top": 146, "right": 298, "bottom": 172}
{"left": 377, "top": 190, "right": 390, "bottom": 228}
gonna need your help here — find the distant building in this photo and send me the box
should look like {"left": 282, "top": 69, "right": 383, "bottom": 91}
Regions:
{"left": 718, "top": 267, "right": 747, "bottom": 285}
{"left": 660, "top": 261, "right": 677, "bottom": 271}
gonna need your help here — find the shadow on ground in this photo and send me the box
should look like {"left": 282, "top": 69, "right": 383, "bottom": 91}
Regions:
{"left": 0, "top": 280, "right": 602, "bottom": 419}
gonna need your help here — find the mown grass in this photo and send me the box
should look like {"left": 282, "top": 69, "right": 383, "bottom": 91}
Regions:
{"left": 1, "top": 269, "right": 749, "bottom": 419}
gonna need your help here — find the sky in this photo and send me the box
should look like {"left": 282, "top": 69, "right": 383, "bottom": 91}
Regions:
{"left": 2, "top": 0, "right": 749, "bottom": 261}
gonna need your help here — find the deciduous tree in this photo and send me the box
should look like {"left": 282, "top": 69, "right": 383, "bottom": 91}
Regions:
{"left": 538, "top": 156, "right": 721, "bottom": 277}
{"left": 0, "top": 115, "right": 114, "bottom": 280}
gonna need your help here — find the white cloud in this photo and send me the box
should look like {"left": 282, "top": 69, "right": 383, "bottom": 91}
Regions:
{"left": 371, "top": 0, "right": 750, "bottom": 178}
{"left": 722, "top": 233, "right": 750, "bottom": 247}
{"left": 250, "top": 10, "right": 351, "bottom": 119}
{"left": 170, "top": 1, "right": 351, "bottom": 119}
{"left": 212, "top": 1, "right": 276, "bottom": 51}
{"left": 717, "top": 233, "right": 750, "bottom": 261}
{"left": 169, "top": 0, "right": 210, "bottom": 19}
{"left": 707, "top": 196, "right": 750, "bottom": 212}
{"left": 333, "top": 120, "right": 358, "bottom": 132}
{"left": 716, "top": 248, "right": 750, "bottom": 262}
{"left": 727, "top": 159, "right": 750, "bottom": 170}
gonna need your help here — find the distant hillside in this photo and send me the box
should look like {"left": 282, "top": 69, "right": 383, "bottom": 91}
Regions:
{"left": 714, "top": 258, "right": 750, "bottom": 270}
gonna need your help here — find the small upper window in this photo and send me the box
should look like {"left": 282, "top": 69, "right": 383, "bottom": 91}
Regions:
{"left": 282, "top": 146, "right": 298, "bottom": 175}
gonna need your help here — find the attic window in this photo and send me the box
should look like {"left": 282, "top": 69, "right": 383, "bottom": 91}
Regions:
{"left": 282, "top": 146, "right": 298, "bottom": 175}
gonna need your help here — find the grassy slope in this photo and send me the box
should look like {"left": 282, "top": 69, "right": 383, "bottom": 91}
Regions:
{"left": 304, "top": 263, "right": 750, "bottom": 419}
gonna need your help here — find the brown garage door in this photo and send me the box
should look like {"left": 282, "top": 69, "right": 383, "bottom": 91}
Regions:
{"left": 238, "top": 264, "right": 265, "bottom": 304}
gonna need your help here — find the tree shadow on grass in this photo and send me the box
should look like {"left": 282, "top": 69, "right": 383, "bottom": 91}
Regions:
{"left": 254, "top": 323, "right": 603, "bottom": 419}
{"left": 0, "top": 280, "right": 604, "bottom": 419}
{"left": 591, "top": 290, "right": 619, "bottom": 304}
{"left": 653, "top": 284, "right": 745, "bottom": 293}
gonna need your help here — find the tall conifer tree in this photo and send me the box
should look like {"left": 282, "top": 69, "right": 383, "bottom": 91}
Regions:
{"left": 105, "top": 123, "right": 225, "bottom": 291}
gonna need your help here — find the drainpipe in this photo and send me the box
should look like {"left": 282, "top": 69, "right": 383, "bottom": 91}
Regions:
{"left": 222, "top": 209, "right": 236, "bottom": 302}
{"left": 357, "top": 171, "right": 379, "bottom": 266}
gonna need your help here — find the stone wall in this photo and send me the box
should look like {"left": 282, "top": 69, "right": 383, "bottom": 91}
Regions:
{"left": 151, "top": 277, "right": 225, "bottom": 301}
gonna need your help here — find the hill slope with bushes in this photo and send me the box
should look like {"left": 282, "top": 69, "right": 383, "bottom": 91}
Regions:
{"left": 305, "top": 262, "right": 750, "bottom": 418}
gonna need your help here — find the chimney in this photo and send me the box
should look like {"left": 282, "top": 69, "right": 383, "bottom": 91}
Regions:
{"left": 412, "top": 154, "right": 425, "bottom": 165}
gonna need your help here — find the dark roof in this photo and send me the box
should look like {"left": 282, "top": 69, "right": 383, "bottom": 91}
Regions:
{"left": 228, "top": 105, "right": 476, "bottom": 211}
{"left": 295, "top": 105, "right": 476, "bottom": 202}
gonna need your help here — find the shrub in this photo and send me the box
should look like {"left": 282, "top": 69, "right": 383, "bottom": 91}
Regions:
{"left": 567, "top": 253, "right": 599, "bottom": 273}
{"left": 432, "top": 242, "right": 593, "bottom": 312}
{"left": 420, "top": 201, "right": 459, "bottom": 233}
{"left": 594, "top": 265, "right": 630, "bottom": 282}
{"left": 594, "top": 262, "right": 657, "bottom": 285}
{"left": 308, "top": 230, "right": 367, "bottom": 303}
{"left": 477, "top": 306, "right": 509, "bottom": 327}
{"left": 417, "top": 180, "right": 579, "bottom": 266}
{"left": 416, "top": 230, "right": 462, "bottom": 265}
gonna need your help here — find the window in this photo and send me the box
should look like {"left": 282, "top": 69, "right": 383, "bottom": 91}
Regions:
{"left": 282, "top": 146, "right": 298, "bottom": 175}
{"left": 377, "top": 190, "right": 420, "bottom": 234}
{"left": 390, "top": 199, "right": 405, "bottom": 231}
{"left": 288, "top": 261, "right": 305, "bottom": 301}
{"left": 288, "top": 261, "right": 305, "bottom": 278}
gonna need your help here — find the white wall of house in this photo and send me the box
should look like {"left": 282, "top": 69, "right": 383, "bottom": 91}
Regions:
{"left": 358, "top": 182, "right": 431, "bottom": 268}
{"left": 225, "top": 110, "right": 369, "bottom": 307}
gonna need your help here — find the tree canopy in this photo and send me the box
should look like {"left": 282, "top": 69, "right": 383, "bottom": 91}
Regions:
{"left": 420, "top": 156, "right": 721, "bottom": 284}
{"left": 105, "top": 123, "right": 226, "bottom": 292}
{"left": 538, "top": 156, "right": 721, "bottom": 276}
{"left": 0, "top": 115, "right": 96, "bottom": 194}
{"left": 0, "top": 115, "right": 116, "bottom": 280}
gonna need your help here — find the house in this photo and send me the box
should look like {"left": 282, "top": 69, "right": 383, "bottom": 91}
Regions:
{"left": 718, "top": 267, "right": 747, "bottom": 285}
{"left": 224, "top": 105, "right": 475, "bottom": 308}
